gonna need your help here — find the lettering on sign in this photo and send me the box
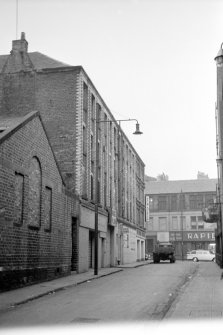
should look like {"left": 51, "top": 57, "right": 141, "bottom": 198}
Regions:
{"left": 185, "top": 231, "right": 215, "bottom": 241}
{"left": 170, "top": 231, "right": 215, "bottom": 241}
{"left": 145, "top": 195, "right": 150, "bottom": 222}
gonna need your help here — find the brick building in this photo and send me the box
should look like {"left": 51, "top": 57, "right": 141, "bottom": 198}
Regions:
{"left": 0, "top": 111, "right": 76, "bottom": 290}
{"left": 145, "top": 178, "right": 217, "bottom": 260}
{"left": 0, "top": 33, "right": 145, "bottom": 281}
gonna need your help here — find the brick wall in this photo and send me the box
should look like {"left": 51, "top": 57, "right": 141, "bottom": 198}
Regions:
{"left": 0, "top": 113, "right": 75, "bottom": 291}
{"left": 35, "top": 70, "right": 78, "bottom": 193}
{"left": 0, "top": 72, "right": 36, "bottom": 117}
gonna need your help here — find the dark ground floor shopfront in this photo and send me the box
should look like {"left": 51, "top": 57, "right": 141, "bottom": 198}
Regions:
{"left": 146, "top": 230, "right": 215, "bottom": 260}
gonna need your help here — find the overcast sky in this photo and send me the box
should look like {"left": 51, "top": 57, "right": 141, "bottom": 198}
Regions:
{"left": 1, "top": 0, "right": 222, "bottom": 180}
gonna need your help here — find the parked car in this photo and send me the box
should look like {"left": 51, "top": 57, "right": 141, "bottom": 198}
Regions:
{"left": 145, "top": 253, "right": 153, "bottom": 261}
{"left": 186, "top": 249, "right": 215, "bottom": 262}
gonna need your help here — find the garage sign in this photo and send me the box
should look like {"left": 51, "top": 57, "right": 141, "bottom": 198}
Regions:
{"left": 170, "top": 231, "right": 215, "bottom": 241}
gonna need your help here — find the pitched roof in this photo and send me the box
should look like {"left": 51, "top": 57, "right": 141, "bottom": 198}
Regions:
{"left": 0, "top": 52, "right": 70, "bottom": 72}
{"left": 145, "top": 179, "right": 218, "bottom": 194}
{"left": 0, "top": 112, "right": 40, "bottom": 143}
{"left": 0, "top": 112, "right": 65, "bottom": 185}
{"left": 28, "top": 52, "right": 70, "bottom": 70}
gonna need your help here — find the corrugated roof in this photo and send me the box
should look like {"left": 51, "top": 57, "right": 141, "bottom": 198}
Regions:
{"left": 145, "top": 179, "right": 218, "bottom": 194}
{"left": 0, "top": 52, "right": 70, "bottom": 72}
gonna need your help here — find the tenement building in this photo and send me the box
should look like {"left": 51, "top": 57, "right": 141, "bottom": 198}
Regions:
{"left": 145, "top": 178, "right": 217, "bottom": 259}
{"left": 0, "top": 33, "right": 145, "bottom": 288}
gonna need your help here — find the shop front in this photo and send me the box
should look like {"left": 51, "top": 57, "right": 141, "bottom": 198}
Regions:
{"left": 170, "top": 231, "right": 215, "bottom": 260}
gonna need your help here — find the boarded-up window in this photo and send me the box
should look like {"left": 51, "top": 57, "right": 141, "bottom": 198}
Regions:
{"left": 28, "top": 157, "right": 41, "bottom": 228}
{"left": 45, "top": 187, "right": 52, "bottom": 231}
{"left": 14, "top": 172, "right": 24, "bottom": 225}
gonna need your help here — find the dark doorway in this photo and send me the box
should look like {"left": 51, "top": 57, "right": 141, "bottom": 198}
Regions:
{"left": 89, "top": 231, "right": 94, "bottom": 268}
{"left": 71, "top": 217, "right": 78, "bottom": 271}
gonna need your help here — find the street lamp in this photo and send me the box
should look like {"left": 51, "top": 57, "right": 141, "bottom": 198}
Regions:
{"left": 94, "top": 118, "right": 143, "bottom": 275}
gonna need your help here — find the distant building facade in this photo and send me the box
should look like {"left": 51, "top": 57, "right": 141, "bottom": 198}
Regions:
{"left": 0, "top": 33, "right": 145, "bottom": 288}
{"left": 145, "top": 179, "right": 217, "bottom": 259}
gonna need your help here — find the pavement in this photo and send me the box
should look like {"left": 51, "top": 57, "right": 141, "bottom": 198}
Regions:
{"left": 165, "top": 261, "right": 223, "bottom": 320}
{"left": 0, "top": 260, "right": 151, "bottom": 313}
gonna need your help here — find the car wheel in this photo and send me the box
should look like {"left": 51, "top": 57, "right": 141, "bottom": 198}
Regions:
{"left": 193, "top": 257, "right": 198, "bottom": 262}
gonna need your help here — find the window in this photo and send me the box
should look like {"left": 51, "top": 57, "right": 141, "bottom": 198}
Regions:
{"left": 83, "top": 126, "right": 87, "bottom": 155}
{"left": 28, "top": 157, "right": 41, "bottom": 228}
{"left": 172, "top": 216, "right": 178, "bottom": 230}
{"left": 190, "top": 216, "right": 197, "bottom": 229}
{"left": 104, "top": 172, "right": 107, "bottom": 207}
{"left": 110, "top": 176, "right": 112, "bottom": 208}
{"left": 90, "top": 134, "right": 94, "bottom": 156}
{"left": 196, "top": 195, "right": 203, "bottom": 209}
{"left": 91, "top": 175, "right": 94, "bottom": 201}
{"left": 90, "top": 161, "right": 94, "bottom": 201}
{"left": 189, "top": 194, "right": 203, "bottom": 210}
{"left": 114, "top": 128, "right": 117, "bottom": 154}
{"left": 149, "top": 197, "right": 154, "bottom": 211}
{"left": 82, "top": 154, "right": 87, "bottom": 198}
{"left": 159, "top": 217, "right": 167, "bottom": 231}
{"left": 109, "top": 121, "right": 112, "bottom": 151}
{"left": 171, "top": 195, "right": 177, "bottom": 211}
{"left": 96, "top": 103, "right": 101, "bottom": 140}
{"left": 137, "top": 207, "right": 140, "bottom": 226}
{"left": 83, "top": 82, "right": 88, "bottom": 124}
{"left": 91, "top": 95, "right": 95, "bottom": 131}
{"left": 158, "top": 196, "right": 167, "bottom": 210}
{"left": 44, "top": 187, "right": 52, "bottom": 231}
{"left": 14, "top": 172, "right": 24, "bottom": 226}
{"left": 104, "top": 113, "right": 107, "bottom": 145}
{"left": 189, "top": 195, "right": 196, "bottom": 209}
{"left": 97, "top": 166, "right": 101, "bottom": 204}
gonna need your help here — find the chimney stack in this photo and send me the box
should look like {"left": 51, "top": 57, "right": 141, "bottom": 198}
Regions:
{"left": 12, "top": 32, "right": 28, "bottom": 53}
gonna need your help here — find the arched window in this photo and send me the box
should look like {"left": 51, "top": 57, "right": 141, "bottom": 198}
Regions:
{"left": 28, "top": 157, "right": 41, "bottom": 228}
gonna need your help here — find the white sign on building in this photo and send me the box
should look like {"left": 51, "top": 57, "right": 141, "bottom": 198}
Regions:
{"left": 157, "top": 232, "right": 169, "bottom": 242}
{"left": 145, "top": 195, "right": 150, "bottom": 222}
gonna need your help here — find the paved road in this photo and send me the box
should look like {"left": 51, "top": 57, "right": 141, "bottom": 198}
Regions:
{"left": 0, "top": 261, "right": 197, "bottom": 326}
